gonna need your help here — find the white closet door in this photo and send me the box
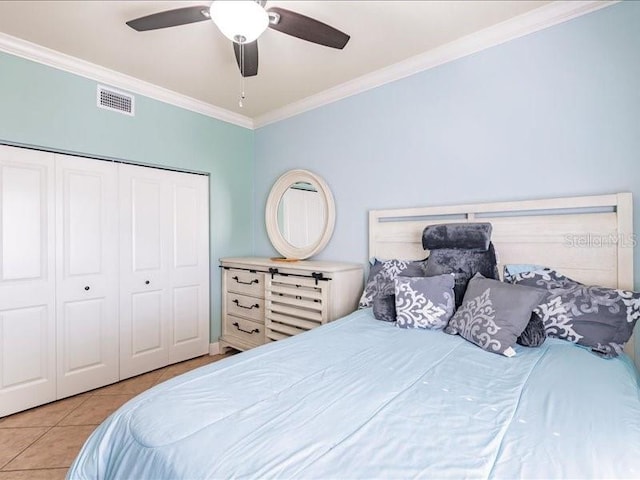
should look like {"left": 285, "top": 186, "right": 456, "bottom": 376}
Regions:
{"left": 0, "top": 146, "right": 56, "bottom": 417}
{"left": 119, "top": 164, "right": 172, "bottom": 379}
{"left": 55, "top": 155, "right": 119, "bottom": 398}
{"left": 168, "top": 172, "right": 209, "bottom": 363}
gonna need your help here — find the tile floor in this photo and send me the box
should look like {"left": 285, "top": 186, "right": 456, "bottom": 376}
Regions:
{"left": 0, "top": 353, "right": 232, "bottom": 480}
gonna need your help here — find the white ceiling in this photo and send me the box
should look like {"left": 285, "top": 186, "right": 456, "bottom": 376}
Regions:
{"left": 0, "top": 1, "right": 554, "bottom": 121}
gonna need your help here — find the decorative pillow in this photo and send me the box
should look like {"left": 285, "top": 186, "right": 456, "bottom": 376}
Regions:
{"left": 516, "top": 313, "right": 546, "bottom": 347}
{"left": 422, "top": 223, "right": 492, "bottom": 251}
{"left": 424, "top": 244, "right": 499, "bottom": 307}
{"left": 358, "top": 258, "right": 428, "bottom": 309}
{"left": 507, "top": 268, "right": 640, "bottom": 358}
{"left": 394, "top": 274, "right": 455, "bottom": 329}
{"left": 372, "top": 294, "right": 396, "bottom": 322}
{"left": 444, "top": 274, "right": 547, "bottom": 356}
{"left": 503, "top": 265, "right": 547, "bottom": 347}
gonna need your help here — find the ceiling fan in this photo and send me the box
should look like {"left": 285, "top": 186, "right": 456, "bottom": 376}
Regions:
{"left": 126, "top": 1, "right": 350, "bottom": 78}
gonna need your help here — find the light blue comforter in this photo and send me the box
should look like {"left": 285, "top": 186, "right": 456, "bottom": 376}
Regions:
{"left": 68, "top": 309, "right": 640, "bottom": 479}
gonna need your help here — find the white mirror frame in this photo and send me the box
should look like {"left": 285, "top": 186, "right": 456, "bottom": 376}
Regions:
{"left": 265, "top": 169, "right": 335, "bottom": 260}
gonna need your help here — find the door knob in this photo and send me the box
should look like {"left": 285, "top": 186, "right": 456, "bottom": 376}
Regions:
{"left": 84, "top": 286, "right": 90, "bottom": 291}
{"left": 145, "top": 280, "right": 150, "bottom": 285}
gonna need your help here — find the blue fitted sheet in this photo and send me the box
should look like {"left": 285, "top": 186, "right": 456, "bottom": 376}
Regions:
{"left": 68, "top": 309, "right": 640, "bottom": 479}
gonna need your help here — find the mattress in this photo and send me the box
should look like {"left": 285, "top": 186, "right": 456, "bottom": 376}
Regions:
{"left": 68, "top": 308, "right": 640, "bottom": 479}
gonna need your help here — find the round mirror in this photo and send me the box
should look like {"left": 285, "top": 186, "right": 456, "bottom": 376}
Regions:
{"left": 265, "top": 169, "right": 335, "bottom": 260}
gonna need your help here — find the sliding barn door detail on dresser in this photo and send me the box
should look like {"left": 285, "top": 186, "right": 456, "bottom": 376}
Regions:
{"left": 55, "top": 155, "right": 119, "bottom": 398}
{"left": 119, "top": 164, "right": 209, "bottom": 379}
{"left": 0, "top": 146, "right": 56, "bottom": 417}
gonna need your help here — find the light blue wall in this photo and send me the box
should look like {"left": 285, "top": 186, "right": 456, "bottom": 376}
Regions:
{"left": 0, "top": 51, "right": 254, "bottom": 341}
{"left": 254, "top": 2, "right": 640, "bottom": 289}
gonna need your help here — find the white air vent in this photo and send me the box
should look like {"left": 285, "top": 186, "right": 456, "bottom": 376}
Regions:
{"left": 97, "top": 85, "right": 135, "bottom": 116}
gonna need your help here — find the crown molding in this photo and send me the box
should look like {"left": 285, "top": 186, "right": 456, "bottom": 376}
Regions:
{"left": 0, "top": 1, "right": 616, "bottom": 131}
{"left": 0, "top": 31, "right": 254, "bottom": 130}
{"left": 253, "top": 0, "right": 617, "bottom": 129}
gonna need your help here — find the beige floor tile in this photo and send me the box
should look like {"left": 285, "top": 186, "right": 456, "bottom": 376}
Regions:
{"left": 3, "top": 426, "right": 95, "bottom": 470}
{"left": 155, "top": 354, "right": 228, "bottom": 383}
{"left": 0, "top": 468, "right": 67, "bottom": 480}
{"left": 0, "top": 428, "right": 48, "bottom": 469}
{"left": 0, "top": 395, "right": 90, "bottom": 429}
{"left": 58, "top": 394, "right": 134, "bottom": 426}
{"left": 91, "top": 370, "right": 163, "bottom": 396}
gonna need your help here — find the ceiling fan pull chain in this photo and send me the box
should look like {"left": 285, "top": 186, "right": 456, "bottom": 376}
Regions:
{"left": 239, "top": 42, "right": 246, "bottom": 108}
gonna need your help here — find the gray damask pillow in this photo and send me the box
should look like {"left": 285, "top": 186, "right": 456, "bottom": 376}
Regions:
{"left": 508, "top": 268, "right": 640, "bottom": 358}
{"left": 358, "top": 258, "right": 428, "bottom": 309}
{"left": 394, "top": 274, "right": 455, "bottom": 329}
{"left": 444, "top": 274, "right": 547, "bottom": 356}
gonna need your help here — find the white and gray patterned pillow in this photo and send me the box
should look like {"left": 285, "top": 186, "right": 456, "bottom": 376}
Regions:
{"left": 358, "top": 258, "right": 428, "bottom": 309}
{"left": 508, "top": 268, "right": 640, "bottom": 358}
{"left": 444, "top": 274, "right": 546, "bottom": 356}
{"left": 394, "top": 275, "right": 455, "bottom": 329}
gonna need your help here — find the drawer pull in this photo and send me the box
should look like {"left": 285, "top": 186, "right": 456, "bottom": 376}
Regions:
{"left": 232, "top": 276, "right": 259, "bottom": 286}
{"left": 233, "top": 322, "right": 260, "bottom": 335}
{"left": 233, "top": 299, "right": 260, "bottom": 310}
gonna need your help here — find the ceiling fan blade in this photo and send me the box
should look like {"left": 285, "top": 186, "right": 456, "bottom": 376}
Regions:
{"left": 126, "top": 6, "right": 210, "bottom": 32}
{"left": 267, "top": 7, "right": 350, "bottom": 49}
{"left": 233, "top": 41, "right": 259, "bottom": 77}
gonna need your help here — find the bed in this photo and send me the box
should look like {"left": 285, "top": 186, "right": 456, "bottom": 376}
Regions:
{"left": 68, "top": 193, "right": 640, "bottom": 479}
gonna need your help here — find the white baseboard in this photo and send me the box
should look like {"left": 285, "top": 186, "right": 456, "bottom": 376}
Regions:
{"left": 209, "top": 342, "right": 220, "bottom": 355}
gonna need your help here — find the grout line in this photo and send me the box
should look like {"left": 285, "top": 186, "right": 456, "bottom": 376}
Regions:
{"left": 0, "top": 424, "right": 54, "bottom": 471}
{"left": 55, "top": 395, "right": 94, "bottom": 427}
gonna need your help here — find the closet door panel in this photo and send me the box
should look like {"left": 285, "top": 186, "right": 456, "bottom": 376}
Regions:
{"left": 131, "top": 290, "right": 164, "bottom": 355}
{"left": 2, "top": 165, "right": 44, "bottom": 279}
{"left": 61, "top": 299, "right": 105, "bottom": 371}
{"left": 132, "top": 179, "right": 162, "bottom": 271}
{"left": 1, "top": 307, "right": 49, "bottom": 388}
{"left": 168, "top": 173, "right": 209, "bottom": 362}
{"left": 119, "top": 164, "right": 170, "bottom": 378}
{"left": 172, "top": 285, "right": 200, "bottom": 345}
{"left": 0, "top": 146, "right": 55, "bottom": 417}
{"left": 56, "top": 155, "right": 118, "bottom": 398}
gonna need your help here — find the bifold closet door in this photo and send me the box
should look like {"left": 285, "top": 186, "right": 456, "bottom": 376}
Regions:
{"left": 55, "top": 154, "right": 119, "bottom": 398}
{"left": 119, "top": 165, "right": 209, "bottom": 379}
{"left": 167, "top": 170, "right": 209, "bottom": 364}
{"left": 0, "top": 146, "right": 56, "bottom": 416}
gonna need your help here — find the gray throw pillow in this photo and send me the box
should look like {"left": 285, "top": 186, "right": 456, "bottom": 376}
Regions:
{"left": 507, "top": 268, "right": 640, "bottom": 358}
{"left": 516, "top": 313, "right": 546, "bottom": 347}
{"left": 424, "top": 243, "right": 499, "bottom": 307}
{"left": 422, "top": 223, "right": 492, "bottom": 251}
{"left": 358, "top": 258, "right": 428, "bottom": 309}
{"left": 372, "top": 294, "right": 396, "bottom": 322}
{"left": 394, "top": 275, "right": 455, "bottom": 329}
{"left": 444, "top": 274, "right": 547, "bottom": 356}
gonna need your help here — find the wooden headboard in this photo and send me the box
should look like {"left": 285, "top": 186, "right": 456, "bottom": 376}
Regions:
{"left": 369, "top": 193, "right": 636, "bottom": 366}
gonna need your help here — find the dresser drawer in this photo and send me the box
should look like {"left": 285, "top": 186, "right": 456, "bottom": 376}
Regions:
{"left": 225, "top": 270, "right": 264, "bottom": 298}
{"left": 225, "top": 315, "right": 265, "bottom": 346}
{"left": 227, "top": 293, "right": 264, "bottom": 322}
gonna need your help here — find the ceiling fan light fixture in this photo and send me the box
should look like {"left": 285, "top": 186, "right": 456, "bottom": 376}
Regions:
{"left": 210, "top": 1, "right": 269, "bottom": 44}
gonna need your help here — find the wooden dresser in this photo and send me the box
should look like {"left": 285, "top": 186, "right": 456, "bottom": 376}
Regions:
{"left": 219, "top": 257, "right": 363, "bottom": 352}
